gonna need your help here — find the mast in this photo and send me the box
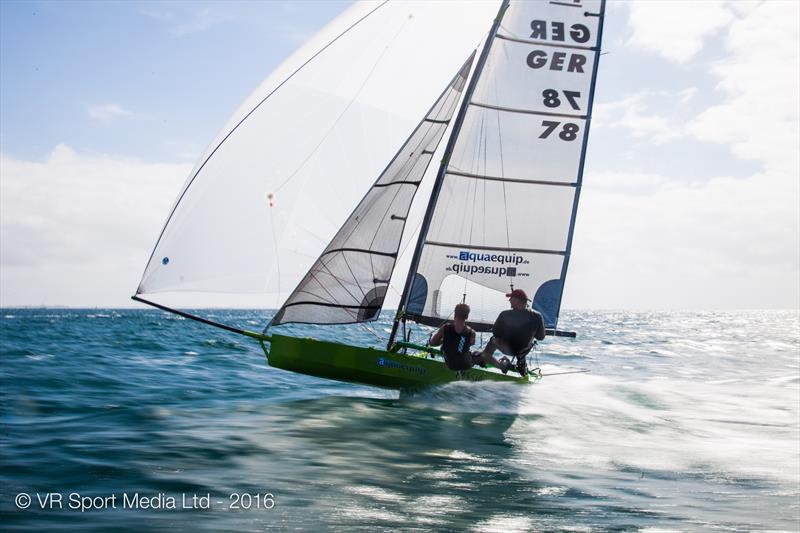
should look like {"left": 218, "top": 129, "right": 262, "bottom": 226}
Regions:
{"left": 554, "top": 0, "right": 606, "bottom": 330}
{"left": 388, "top": 0, "right": 510, "bottom": 349}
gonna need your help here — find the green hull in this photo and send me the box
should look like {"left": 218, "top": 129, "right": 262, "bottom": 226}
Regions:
{"left": 263, "top": 334, "right": 529, "bottom": 390}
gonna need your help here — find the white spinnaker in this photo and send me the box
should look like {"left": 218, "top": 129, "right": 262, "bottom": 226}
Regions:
{"left": 136, "top": 1, "right": 498, "bottom": 302}
{"left": 404, "top": 0, "right": 604, "bottom": 329}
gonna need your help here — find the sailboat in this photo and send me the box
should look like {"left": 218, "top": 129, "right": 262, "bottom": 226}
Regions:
{"left": 133, "top": 0, "right": 606, "bottom": 390}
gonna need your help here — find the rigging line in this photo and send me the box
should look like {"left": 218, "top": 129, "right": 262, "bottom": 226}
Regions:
{"left": 131, "top": 296, "right": 266, "bottom": 340}
{"left": 362, "top": 129, "right": 435, "bottom": 286}
{"left": 382, "top": 95, "right": 464, "bottom": 300}
{"left": 322, "top": 124, "right": 432, "bottom": 260}
{"left": 289, "top": 271, "right": 353, "bottom": 307}
{"left": 482, "top": 103, "right": 488, "bottom": 253}
{"left": 451, "top": 163, "right": 471, "bottom": 264}
{"left": 305, "top": 270, "right": 360, "bottom": 321}
{"left": 387, "top": 210, "right": 427, "bottom": 299}
{"left": 366, "top": 175, "right": 406, "bottom": 289}
{"left": 318, "top": 255, "right": 385, "bottom": 303}
{"left": 363, "top": 117, "right": 454, "bottom": 284}
{"left": 268, "top": 208, "right": 281, "bottom": 310}
{"left": 294, "top": 259, "right": 366, "bottom": 307}
{"left": 295, "top": 223, "right": 332, "bottom": 245}
{"left": 316, "top": 253, "right": 370, "bottom": 304}
{"left": 480, "top": 106, "right": 489, "bottom": 310}
{"left": 304, "top": 155, "right": 419, "bottom": 303}
{"left": 274, "top": 13, "right": 412, "bottom": 194}
{"left": 277, "top": 55, "right": 473, "bottom": 322}
{"left": 326, "top": 55, "right": 473, "bottom": 290}
{"left": 448, "top": 97, "right": 479, "bottom": 253}
{"left": 457, "top": 110, "right": 483, "bottom": 252}
{"left": 493, "top": 72, "right": 511, "bottom": 251}
{"left": 341, "top": 251, "right": 368, "bottom": 299}
{"left": 298, "top": 131, "right": 438, "bottom": 314}
{"left": 355, "top": 314, "right": 386, "bottom": 341}
{"left": 391, "top": 28, "right": 501, "bottom": 345}
{"left": 360, "top": 324, "right": 384, "bottom": 342}
{"left": 139, "top": 1, "right": 390, "bottom": 278}
{"left": 314, "top": 214, "right": 374, "bottom": 300}
{"left": 463, "top": 163, "right": 481, "bottom": 298}
{"left": 541, "top": 369, "right": 591, "bottom": 377}
{"left": 292, "top": 287, "right": 339, "bottom": 307}
{"left": 464, "top": 114, "right": 485, "bottom": 296}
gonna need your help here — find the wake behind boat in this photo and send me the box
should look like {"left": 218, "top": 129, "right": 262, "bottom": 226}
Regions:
{"left": 133, "top": 0, "right": 606, "bottom": 390}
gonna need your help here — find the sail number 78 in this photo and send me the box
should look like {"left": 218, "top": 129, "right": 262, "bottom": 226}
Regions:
{"left": 542, "top": 89, "right": 580, "bottom": 110}
{"left": 539, "top": 121, "right": 579, "bottom": 141}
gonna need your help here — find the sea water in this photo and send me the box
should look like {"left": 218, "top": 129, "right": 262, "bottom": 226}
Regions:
{"left": 1, "top": 309, "right": 798, "bottom": 531}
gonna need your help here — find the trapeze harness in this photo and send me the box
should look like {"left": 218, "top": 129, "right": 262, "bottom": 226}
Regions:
{"left": 440, "top": 323, "right": 475, "bottom": 371}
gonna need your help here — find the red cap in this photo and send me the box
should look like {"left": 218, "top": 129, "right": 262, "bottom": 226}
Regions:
{"left": 505, "top": 288, "right": 529, "bottom": 301}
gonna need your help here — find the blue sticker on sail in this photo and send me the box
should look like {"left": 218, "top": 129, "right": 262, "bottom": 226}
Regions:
{"left": 161, "top": 257, "right": 169, "bottom": 265}
{"left": 406, "top": 274, "right": 428, "bottom": 315}
{"left": 533, "top": 279, "right": 562, "bottom": 328}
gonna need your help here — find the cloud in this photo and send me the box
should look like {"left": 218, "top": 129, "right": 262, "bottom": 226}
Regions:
{"left": 686, "top": 0, "right": 800, "bottom": 172}
{"left": 171, "top": 7, "right": 233, "bottom": 36}
{"left": 678, "top": 87, "right": 697, "bottom": 104}
{"left": 589, "top": 170, "right": 667, "bottom": 192}
{"left": 87, "top": 103, "right": 139, "bottom": 122}
{"left": 566, "top": 168, "right": 799, "bottom": 309}
{"left": 162, "top": 140, "right": 202, "bottom": 161}
{"left": 593, "top": 91, "right": 684, "bottom": 145}
{"left": 140, "top": 2, "right": 319, "bottom": 42}
{"left": 1, "top": 1, "right": 797, "bottom": 311}
{"left": 140, "top": 3, "right": 236, "bottom": 37}
{"left": 624, "top": 0, "right": 734, "bottom": 63}
{"left": 139, "top": 6, "right": 173, "bottom": 23}
{"left": 0, "top": 145, "right": 189, "bottom": 307}
{"left": 565, "top": 1, "right": 800, "bottom": 310}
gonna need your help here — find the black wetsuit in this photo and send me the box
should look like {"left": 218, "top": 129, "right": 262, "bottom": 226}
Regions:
{"left": 492, "top": 309, "right": 546, "bottom": 355}
{"left": 440, "top": 323, "right": 475, "bottom": 371}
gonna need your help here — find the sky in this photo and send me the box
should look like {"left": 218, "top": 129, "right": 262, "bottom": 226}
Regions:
{"left": 1, "top": 0, "right": 798, "bottom": 310}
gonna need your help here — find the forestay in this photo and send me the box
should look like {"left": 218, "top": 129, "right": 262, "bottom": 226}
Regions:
{"left": 401, "top": 0, "right": 605, "bottom": 331}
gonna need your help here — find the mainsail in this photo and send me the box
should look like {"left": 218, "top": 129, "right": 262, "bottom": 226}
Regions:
{"left": 271, "top": 56, "right": 474, "bottom": 326}
{"left": 393, "top": 0, "right": 605, "bottom": 338}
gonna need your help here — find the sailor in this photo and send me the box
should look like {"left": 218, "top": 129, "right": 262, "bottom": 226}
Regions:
{"left": 429, "top": 303, "right": 476, "bottom": 371}
{"left": 473, "top": 289, "right": 546, "bottom": 376}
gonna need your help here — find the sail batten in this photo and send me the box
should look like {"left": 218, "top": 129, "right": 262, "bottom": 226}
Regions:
{"left": 495, "top": 32, "right": 598, "bottom": 51}
{"left": 423, "top": 241, "right": 567, "bottom": 256}
{"left": 470, "top": 101, "right": 588, "bottom": 119}
{"left": 446, "top": 170, "right": 578, "bottom": 187}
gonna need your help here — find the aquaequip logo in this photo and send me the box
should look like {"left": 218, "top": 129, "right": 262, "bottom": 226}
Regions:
{"left": 448, "top": 250, "right": 530, "bottom": 278}
{"left": 458, "top": 251, "right": 526, "bottom": 265}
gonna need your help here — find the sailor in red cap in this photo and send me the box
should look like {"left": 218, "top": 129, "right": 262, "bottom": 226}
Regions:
{"left": 472, "top": 288, "right": 545, "bottom": 376}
